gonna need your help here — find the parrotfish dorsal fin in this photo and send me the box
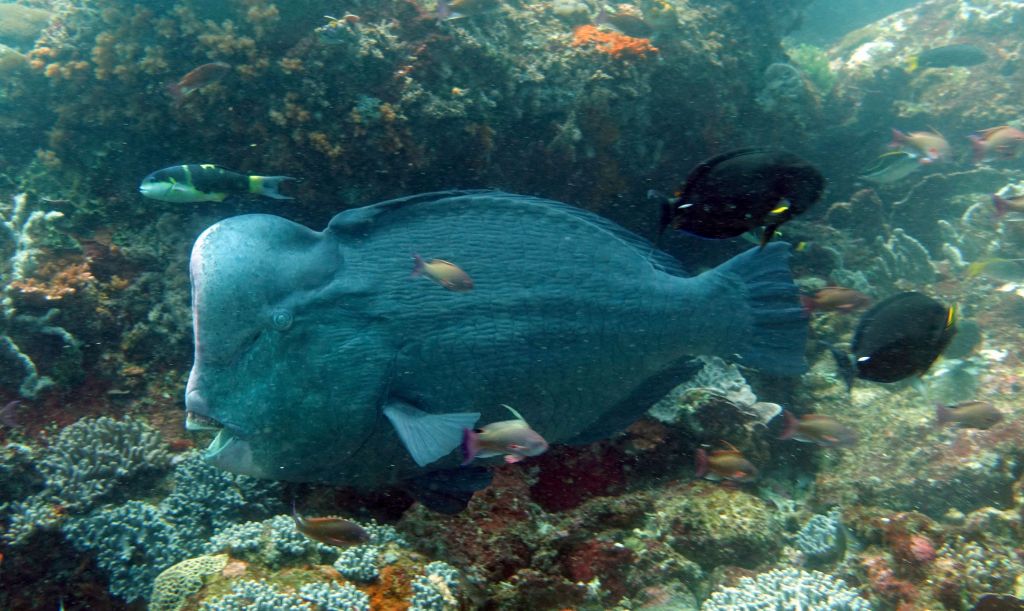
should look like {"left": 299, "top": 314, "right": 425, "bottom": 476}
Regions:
{"left": 384, "top": 401, "right": 480, "bottom": 467}
{"left": 500, "top": 403, "right": 526, "bottom": 421}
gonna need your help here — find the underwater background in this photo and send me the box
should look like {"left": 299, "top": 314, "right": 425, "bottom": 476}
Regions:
{"left": 1, "top": 0, "right": 1024, "bottom": 609}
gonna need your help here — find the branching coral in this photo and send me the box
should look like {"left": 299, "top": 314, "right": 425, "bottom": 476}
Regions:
{"left": 702, "top": 568, "right": 871, "bottom": 610}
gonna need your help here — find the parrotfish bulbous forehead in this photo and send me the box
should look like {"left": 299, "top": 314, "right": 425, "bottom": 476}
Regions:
{"left": 186, "top": 214, "right": 373, "bottom": 481}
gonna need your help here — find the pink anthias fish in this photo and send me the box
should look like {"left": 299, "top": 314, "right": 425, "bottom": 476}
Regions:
{"left": 890, "top": 128, "right": 951, "bottom": 164}
{"left": 461, "top": 404, "right": 549, "bottom": 465}
{"left": 694, "top": 442, "right": 758, "bottom": 483}
{"left": 167, "top": 62, "right": 231, "bottom": 102}
{"left": 412, "top": 254, "right": 474, "bottom": 292}
{"left": 969, "top": 125, "right": 1024, "bottom": 163}
{"left": 779, "top": 410, "right": 858, "bottom": 448}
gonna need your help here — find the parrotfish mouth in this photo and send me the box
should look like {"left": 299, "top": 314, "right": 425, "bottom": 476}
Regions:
{"left": 185, "top": 410, "right": 222, "bottom": 431}
{"left": 199, "top": 422, "right": 267, "bottom": 479}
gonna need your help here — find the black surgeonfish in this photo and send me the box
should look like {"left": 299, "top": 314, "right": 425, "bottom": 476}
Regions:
{"left": 832, "top": 292, "right": 957, "bottom": 388}
{"left": 659, "top": 147, "right": 825, "bottom": 246}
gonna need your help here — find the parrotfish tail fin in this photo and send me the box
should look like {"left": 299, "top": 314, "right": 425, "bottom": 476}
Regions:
{"left": 969, "top": 135, "right": 987, "bottom": 164}
{"left": 383, "top": 402, "right": 480, "bottom": 467}
{"left": 694, "top": 448, "right": 709, "bottom": 478}
{"left": 252, "top": 175, "right": 295, "bottom": 200}
{"left": 460, "top": 428, "right": 479, "bottom": 465}
{"left": 717, "top": 243, "right": 808, "bottom": 376}
{"left": 993, "top": 194, "right": 1009, "bottom": 218}
{"left": 404, "top": 466, "right": 492, "bottom": 514}
{"left": 779, "top": 410, "right": 798, "bottom": 440}
{"left": 935, "top": 403, "right": 952, "bottom": 427}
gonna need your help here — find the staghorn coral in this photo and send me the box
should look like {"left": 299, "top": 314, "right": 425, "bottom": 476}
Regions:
{"left": 62, "top": 500, "right": 189, "bottom": 603}
{"left": 333, "top": 544, "right": 382, "bottom": 584}
{"left": 150, "top": 554, "right": 229, "bottom": 611}
{"left": 35, "top": 415, "right": 169, "bottom": 512}
{"left": 702, "top": 567, "right": 872, "bottom": 610}
{"left": 0, "top": 192, "right": 80, "bottom": 398}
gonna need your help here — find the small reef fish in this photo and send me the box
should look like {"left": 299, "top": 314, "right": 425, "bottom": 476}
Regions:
{"left": 167, "top": 62, "right": 231, "bottom": 101}
{"left": 860, "top": 150, "right": 922, "bottom": 184}
{"left": 779, "top": 411, "right": 857, "bottom": 447}
{"left": 658, "top": 147, "right": 825, "bottom": 246}
{"left": 936, "top": 401, "right": 1004, "bottom": 430}
{"left": 695, "top": 442, "right": 758, "bottom": 482}
{"left": 411, "top": 254, "right": 474, "bottom": 291}
{"left": 966, "top": 258, "right": 1024, "bottom": 283}
{"left": 800, "top": 287, "right": 872, "bottom": 314}
{"left": 992, "top": 193, "right": 1024, "bottom": 218}
{"left": 292, "top": 502, "right": 370, "bottom": 547}
{"left": 832, "top": 291, "right": 957, "bottom": 387}
{"left": 461, "top": 404, "right": 549, "bottom": 465}
{"left": 969, "top": 126, "right": 1024, "bottom": 163}
{"left": 435, "top": 0, "right": 500, "bottom": 20}
{"left": 907, "top": 44, "right": 988, "bottom": 72}
{"left": 139, "top": 164, "right": 295, "bottom": 203}
{"left": 595, "top": 7, "right": 654, "bottom": 38}
{"left": 890, "top": 129, "right": 951, "bottom": 164}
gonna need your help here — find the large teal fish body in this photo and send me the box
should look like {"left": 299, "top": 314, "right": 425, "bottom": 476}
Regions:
{"left": 185, "top": 191, "right": 807, "bottom": 491}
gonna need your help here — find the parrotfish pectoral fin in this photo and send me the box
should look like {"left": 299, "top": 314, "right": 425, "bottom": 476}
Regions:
{"left": 403, "top": 466, "right": 492, "bottom": 514}
{"left": 384, "top": 402, "right": 480, "bottom": 467}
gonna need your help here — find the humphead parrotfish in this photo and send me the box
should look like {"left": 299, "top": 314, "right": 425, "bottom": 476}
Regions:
{"left": 184, "top": 190, "right": 807, "bottom": 511}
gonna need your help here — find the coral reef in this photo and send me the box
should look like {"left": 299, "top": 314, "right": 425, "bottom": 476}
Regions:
{"left": 150, "top": 553, "right": 229, "bottom": 611}
{"left": 702, "top": 567, "right": 872, "bottom": 610}
{"left": 796, "top": 507, "right": 848, "bottom": 566}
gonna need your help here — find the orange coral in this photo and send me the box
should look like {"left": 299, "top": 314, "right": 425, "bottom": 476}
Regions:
{"left": 571, "top": 25, "right": 658, "bottom": 58}
{"left": 10, "top": 261, "right": 95, "bottom": 302}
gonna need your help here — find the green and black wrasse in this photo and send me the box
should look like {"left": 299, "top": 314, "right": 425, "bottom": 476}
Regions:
{"left": 139, "top": 164, "right": 295, "bottom": 203}
{"left": 907, "top": 44, "right": 988, "bottom": 72}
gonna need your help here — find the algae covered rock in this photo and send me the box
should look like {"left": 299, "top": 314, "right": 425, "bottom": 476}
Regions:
{"left": 649, "top": 482, "right": 782, "bottom": 569}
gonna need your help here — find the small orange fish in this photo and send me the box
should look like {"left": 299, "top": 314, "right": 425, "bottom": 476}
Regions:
{"left": 890, "top": 129, "right": 951, "bottom": 163}
{"left": 970, "top": 126, "right": 1024, "bottom": 163}
{"left": 800, "top": 287, "right": 872, "bottom": 314}
{"left": 779, "top": 411, "right": 857, "bottom": 447}
{"left": 695, "top": 442, "right": 758, "bottom": 482}
{"left": 168, "top": 62, "right": 231, "bottom": 101}
{"left": 992, "top": 193, "right": 1024, "bottom": 218}
{"left": 411, "top": 254, "right": 473, "bottom": 291}
{"left": 461, "top": 404, "right": 548, "bottom": 465}
{"left": 292, "top": 503, "right": 370, "bottom": 548}
{"left": 936, "top": 401, "right": 1004, "bottom": 430}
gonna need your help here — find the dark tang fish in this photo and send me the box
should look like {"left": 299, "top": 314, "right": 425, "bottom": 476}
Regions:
{"left": 849, "top": 292, "right": 957, "bottom": 383}
{"left": 185, "top": 191, "right": 808, "bottom": 510}
{"left": 660, "top": 148, "right": 825, "bottom": 246}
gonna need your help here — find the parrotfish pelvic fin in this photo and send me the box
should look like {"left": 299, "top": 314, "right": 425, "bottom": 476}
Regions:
{"left": 384, "top": 401, "right": 480, "bottom": 467}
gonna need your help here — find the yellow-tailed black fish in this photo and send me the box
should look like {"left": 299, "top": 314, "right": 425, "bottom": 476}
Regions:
{"left": 831, "top": 292, "right": 957, "bottom": 388}
{"left": 139, "top": 164, "right": 294, "bottom": 203}
{"left": 907, "top": 44, "right": 988, "bottom": 72}
{"left": 657, "top": 147, "right": 825, "bottom": 246}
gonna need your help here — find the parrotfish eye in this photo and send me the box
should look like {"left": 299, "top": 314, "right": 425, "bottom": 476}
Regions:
{"left": 271, "top": 308, "right": 294, "bottom": 331}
